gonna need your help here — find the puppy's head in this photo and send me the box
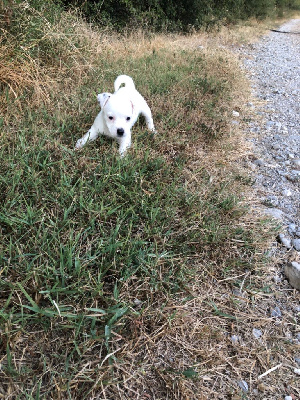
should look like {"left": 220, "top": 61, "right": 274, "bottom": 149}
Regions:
{"left": 97, "top": 92, "right": 135, "bottom": 139}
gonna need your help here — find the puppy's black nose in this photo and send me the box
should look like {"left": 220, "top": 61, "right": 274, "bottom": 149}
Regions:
{"left": 117, "top": 128, "right": 124, "bottom": 136}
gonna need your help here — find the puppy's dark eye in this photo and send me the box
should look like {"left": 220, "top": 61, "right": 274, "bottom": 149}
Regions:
{"left": 108, "top": 116, "right": 113, "bottom": 120}
{"left": 126, "top": 117, "right": 131, "bottom": 121}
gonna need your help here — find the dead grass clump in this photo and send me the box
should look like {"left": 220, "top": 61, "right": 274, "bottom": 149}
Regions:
{"left": 0, "top": 4, "right": 106, "bottom": 116}
{"left": 0, "top": 45, "right": 54, "bottom": 113}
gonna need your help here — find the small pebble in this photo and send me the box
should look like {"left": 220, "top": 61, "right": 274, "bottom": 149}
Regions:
{"left": 288, "top": 223, "right": 297, "bottom": 234}
{"left": 285, "top": 262, "right": 300, "bottom": 290}
{"left": 282, "top": 189, "right": 292, "bottom": 196}
{"left": 232, "top": 110, "right": 240, "bottom": 117}
{"left": 273, "top": 275, "right": 281, "bottom": 284}
{"left": 292, "top": 158, "right": 300, "bottom": 168}
{"left": 292, "top": 239, "right": 300, "bottom": 251}
{"left": 271, "top": 306, "right": 282, "bottom": 318}
{"left": 278, "top": 234, "right": 292, "bottom": 248}
{"left": 286, "top": 174, "right": 297, "bottom": 182}
{"left": 231, "top": 335, "right": 239, "bottom": 344}
{"left": 237, "top": 380, "right": 248, "bottom": 392}
{"left": 266, "top": 120, "right": 275, "bottom": 129}
{"left": 284, "top": 396, "right": 293, "bottom": 400}
{"left": 232, "top": 288, "right": 243, "bottom": 297}
{"left": 294, "top": 368, "right": 300, "bottom": 375}
{"left": 264, "top": 208, "right": 283, "bottom": 220}
{"left": 272, "top": 143, "right": 280, "bottom": 150}
{"left": 267, "top": 195, "right": 278, "bottom": 206}
{"left": 253, "top": 328, "right": 262, "bottom": 339}
{"left": 253, "top": 159, "right": 264, "bottom": 166}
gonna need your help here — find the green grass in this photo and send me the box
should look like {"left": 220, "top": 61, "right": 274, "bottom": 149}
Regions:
{"left": 0, "top": 134, "right": 246, "bottom": 397}
{"left": 0, "top": 5, "right": 268, "bottom": 398}
{"left": 0, "top": 124, "right": 239, "bottom": 319}
{"left": 0, "top": 70, "right": 246, "bottom": 396}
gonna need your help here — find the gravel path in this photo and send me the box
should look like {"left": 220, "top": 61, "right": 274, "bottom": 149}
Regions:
{"left": 241, "top": 19, "right": 300, "bottom": 288}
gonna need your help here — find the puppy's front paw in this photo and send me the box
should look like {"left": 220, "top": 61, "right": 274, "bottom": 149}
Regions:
{"left": 119, "top": 148, "right": 128, "bottom": 158}
{"left": 150, "top": 127, "right": 157, "bottom": 137}
{"left": 148, "top": 123, "right": 157, "bottom": 134}
{"left": 75, "top": 138, "right": 84, "bottom": 150}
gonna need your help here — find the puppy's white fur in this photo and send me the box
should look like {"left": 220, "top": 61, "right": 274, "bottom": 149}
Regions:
{"left": 75, "top": 75, "right": 156, "bottom": 156}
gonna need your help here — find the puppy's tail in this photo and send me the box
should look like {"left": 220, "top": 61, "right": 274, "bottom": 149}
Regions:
{"left": 114, "top": 75, "right": 135, "bottom": 92}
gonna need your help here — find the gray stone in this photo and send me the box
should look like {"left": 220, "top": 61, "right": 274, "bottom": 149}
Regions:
{"left": 288, "top": 223, "right": 297, "bottom": 234}
{"left": 237, "top": 380, "right": 248, "bottom": 392}
{"left": 272, "top": 143, "right": 280, "bottom": 150}
{"left": 282, "top": 189, "right": 292, "bottom": 196}
{"left": 266, "top": 120, "right": 276, "bottom": 129}
{"left": 267, "top": 195, "right": 279, "bottom": 206}
{"left": 252, "top": 328, "right": 262, "bottom": 339}
{"left": 253, "top": 159, "right": 264, "bottom": 166}
{"left": 292, "top": 239, "right": 300, "bottom": 251}
{"left": 292, "top": 158, "right": 300, "bottom": 169}
{"left": 273, "top": 275, "right": 282, "bottom": 283}
{"left": 284, "top": 262, "right": 300, "bottom": 290}
{"left": 278, "top": 234, "right": 292, "bottom": 249}
{"left": 286, "top": 173, "right": 298, "bottom": 182}
{"left": 264, "top": 208, "right": 284, "bottom": 220}
{"left": 294, "top": 368, "right": 300, "bottom": 375}
{"left": 291, "top": 169, "right": 300, "bottom": 175}
{"left": 232, "top": 288, "right": 243, "bottom": 297}
{"left": 231, "top": 335, "right": 240, "bottom": 344}
{"left": 271, "top": 306, "right": 282, "bottom": 318}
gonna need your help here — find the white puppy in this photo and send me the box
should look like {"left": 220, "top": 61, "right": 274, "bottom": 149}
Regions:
{"left": 75, "top": 75, "right": 156, "bottom": 156}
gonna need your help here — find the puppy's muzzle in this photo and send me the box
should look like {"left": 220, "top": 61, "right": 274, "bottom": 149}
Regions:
{"left": 117, "top": 128, "right": 125, "bottom": 137}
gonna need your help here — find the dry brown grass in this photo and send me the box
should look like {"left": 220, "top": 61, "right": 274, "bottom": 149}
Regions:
{"left": 0, "top": 10, "right": 262, "bottom": 114}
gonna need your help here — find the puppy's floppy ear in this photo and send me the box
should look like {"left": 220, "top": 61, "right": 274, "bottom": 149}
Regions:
{"left": 97, "top": 92, "right": 111, "bottom": 109}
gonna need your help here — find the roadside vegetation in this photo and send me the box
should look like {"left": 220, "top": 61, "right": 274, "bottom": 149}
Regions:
{"left": 0, "top": 1, "right": 299, "bottom": 398}
{"left": 61, "top": 0, "right": 300, "bottom": 31}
